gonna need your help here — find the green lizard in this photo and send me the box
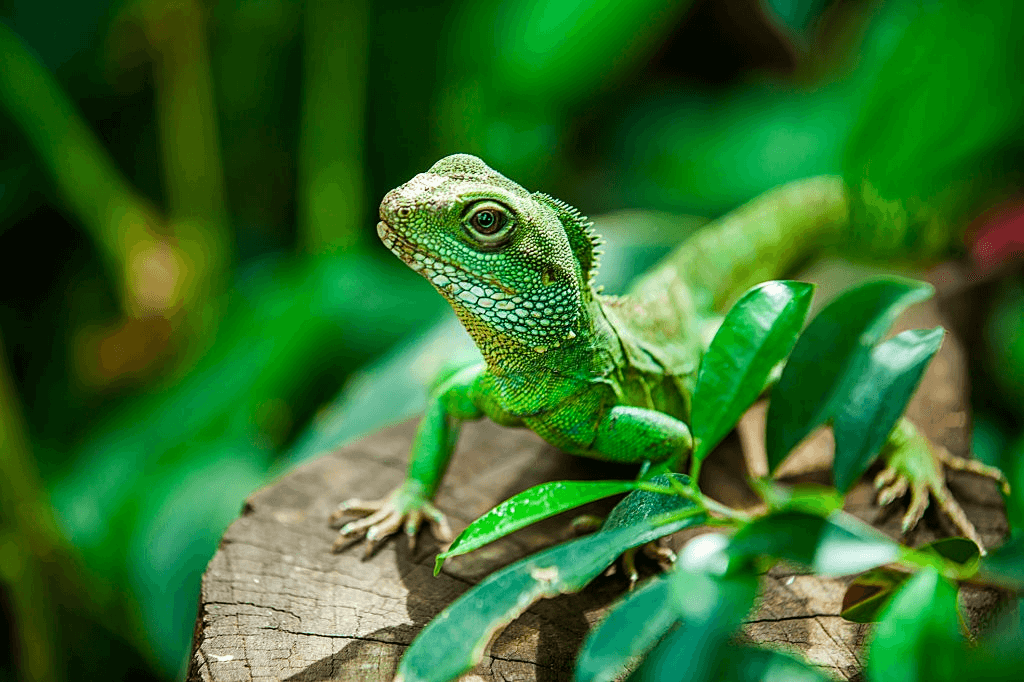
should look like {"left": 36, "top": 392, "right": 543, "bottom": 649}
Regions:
{"left": 330, "top": 153, "right": 1007, "bottom": 555}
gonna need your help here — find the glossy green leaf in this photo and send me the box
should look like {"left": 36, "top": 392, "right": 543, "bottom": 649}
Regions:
{"left": 978, "top": 534, "right": 1024, "bottom": 589}
{"left": 840, "top": 568, "right": 909, "bottom": 623}
{"left": 919, "top": 537, "right": 981, "bottom": 570}
{"left": 627, "top": 567, "right": 758, "bottom": 682}
{"left": 766, "top": 277, "right": 934, "bottom": 472}
{"left": 832, "top": 327, "right": 944, "bottom": 492}
{"left": 866, "top": 567, "right": 961, "bottom": 682}
{"left": 603, "top": 473, "right": 691, "bottom": 531}
{"left": 434, "top": 480, "right": 640, "bottom": 574}
{"left": 691, "top": 280, "right": 814, "bottom": 463}
{"left": 727, "top": 509, "right": 899, "bottom": 576}
{"left": 397, "top": 485, "right": 706, "bottom": 682}
{"left": 717, "top": 646, "right": 833, "bottom": 682}
{"left": 574, "top": 577, "right": 676, "bottom": 682}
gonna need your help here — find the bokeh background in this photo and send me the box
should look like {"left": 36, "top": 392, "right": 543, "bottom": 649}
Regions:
{"left": 1, "top": 0, "right": 1023, "bottom": 679}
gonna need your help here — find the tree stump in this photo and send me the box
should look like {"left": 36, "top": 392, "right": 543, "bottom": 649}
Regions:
{"left": 188, "top": 277, "right": 1008, "bottom": 682}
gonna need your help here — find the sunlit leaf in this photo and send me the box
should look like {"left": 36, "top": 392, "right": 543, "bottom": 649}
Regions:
{"left": 435, "top": 480, "right": 641, "bottom": 574}
{"left": 627, "top": 567, "right": 757, "bottom": 682}
{"left": 766, "top": 277, "right": 933, "bottom": 472}
{"left": 575, "top": 577, "right": 676, "bottom": 682}
{"left": 397, "top": 484, "right": 706, "bottom": 682}
{"left": 832, "top": 327, "right": 944, "bottom": 492}
{"left": 727, "top": 509, "right": 899, "bottom": 576}
{"left": 866, "top": 567, "right": 961, "bottom": 682}
{"left": 717, "top": 646, "right": 833, "bottom": 682}
{"left": 691, "top": 280, "right": 813, "bottom": 463}
{"left": 840, "top": 568, "right": 909, "bottom": 623}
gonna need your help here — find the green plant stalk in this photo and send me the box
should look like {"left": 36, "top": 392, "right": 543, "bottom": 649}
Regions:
{"left": 142, "top": 0, "right": 232, "bottom": 296}
{"left": 298, "top": 0, "right": 370, "bottom": 253}
{"left": 0, "top": 335, "right": 64, "bottom": 682}
{"left": 0, "top": 23, "right": 167, "bottom": 315}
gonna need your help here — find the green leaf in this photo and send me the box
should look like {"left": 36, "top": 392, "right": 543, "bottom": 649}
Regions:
{"left": 727, "top": 509, "right": 899, "bottom": 576}
{"left": 397, "top": 487, "right": 706, "bottom": 682}
{"left": 575, "top": 577, "right": 676, "bottom": 682}
{"left": 978, "top": 534, "right": 1024, "bottom": 589}
{"left": 603, "top": 473, "right": 691, "bottom": 531}
{"left": 918, "top": 537, "right": 981, "bottom": 570}
{"left": 717, "top": 646, "right": 833, "bottom": 682}
{"left": 840, "top": 568, "right": 909, "bottom": 623}
{"left": 435, "top": 480, "right": 640, "bottom": 574}
{"left": 627, "top": 567, "right": 758, "bottom": 682}
{"left": 866, "top": 566, "right": 961, "bottom": 682}
{"left": 832, "top": 327, "right": 944, "bottom": 492}
{"left": 691, "top": 280, "right": 813, "bottom": 463}
{"left": 766, "top": 277, "right": 934, "bottom": 472}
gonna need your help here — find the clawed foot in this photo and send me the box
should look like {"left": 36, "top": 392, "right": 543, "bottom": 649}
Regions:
{"left": 606, "top": 540, "right": 677, "bottom": 589}
{"left": 874, "top": 421, "right": 1010, "bottom": 554}
{"left": 329, "top": 487, "right": 453, "bottom": 558}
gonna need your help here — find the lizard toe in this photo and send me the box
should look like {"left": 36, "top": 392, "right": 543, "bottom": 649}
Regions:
{"left": 929, "top": 480, "right": 987, "bottom": 554}
{"left": 329, "top": 497, "right": 385, "bottom": 527}
{"left": 900, "top": 483, "right": 930, "bottom": 535}
{"left": 876, "top": 476, "right": 909, "bottom": 507}
{"left": 363, "top": 512, "right": 405, "bottom": 559}
{"left": 621, "top": 547, "right": 640, "bottom": 590}
{"left": 641, "top": 539, "right": 677, "bottom": 570}
{"left": 340, "top": 506, "right": 392, "bottom": 536}
{"left": 937, "top": 446, "right": 1012, "bottom": 496}
{"left": 422, "top": 501, "right": 454, "bottom": 542}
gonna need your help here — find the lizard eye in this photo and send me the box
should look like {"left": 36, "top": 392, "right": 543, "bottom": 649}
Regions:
{"left": 464, "top": 201, "right": 514, "bottom": 246}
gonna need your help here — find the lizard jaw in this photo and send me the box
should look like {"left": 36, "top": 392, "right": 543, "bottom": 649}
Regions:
{"left": 377, "top": 220, "right": 422, "bottom": 270}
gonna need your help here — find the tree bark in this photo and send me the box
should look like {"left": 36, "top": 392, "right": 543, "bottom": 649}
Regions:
{"left": 189, "top": 267, "right": 1008, "bottom": 682}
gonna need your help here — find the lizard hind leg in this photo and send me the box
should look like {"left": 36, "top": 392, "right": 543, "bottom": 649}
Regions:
{"left": 874, "top": 418, "right": 1010, "bottom": 554}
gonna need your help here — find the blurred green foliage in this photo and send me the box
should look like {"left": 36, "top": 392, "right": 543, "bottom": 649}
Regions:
{"left": 0, "top": 0, "right": 1022, "bottom": 679}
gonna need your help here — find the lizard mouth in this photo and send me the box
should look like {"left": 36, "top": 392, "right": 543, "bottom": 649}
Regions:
{"left": 377, "top": 221, "right": 421, "bottom": 267}
{"left": 376, "top": 220, "right": 514, "bottom": 300}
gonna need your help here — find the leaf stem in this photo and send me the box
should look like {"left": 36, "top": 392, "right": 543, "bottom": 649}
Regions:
{"left": 667, "top": 475, "right": 752, "bottom": 523}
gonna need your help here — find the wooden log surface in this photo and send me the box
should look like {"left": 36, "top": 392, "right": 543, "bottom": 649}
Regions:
{"left": 188, "top": 268, "right": 1008, "bottom": 682}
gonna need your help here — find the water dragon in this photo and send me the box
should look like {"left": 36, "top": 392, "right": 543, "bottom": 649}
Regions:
{"left": 330, "top": 153, "right": 1007, "bottom": 555}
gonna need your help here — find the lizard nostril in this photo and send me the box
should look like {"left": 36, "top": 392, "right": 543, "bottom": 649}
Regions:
{"left": 396, "top": 206, "right": 412, "bottom": 219}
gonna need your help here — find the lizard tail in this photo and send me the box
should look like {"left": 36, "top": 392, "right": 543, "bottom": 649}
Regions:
{"left": 626, "top": 176, "right": 964, "bottom": 318}
{"left": 627, "top": 176, "right": 849, "bottom": 316}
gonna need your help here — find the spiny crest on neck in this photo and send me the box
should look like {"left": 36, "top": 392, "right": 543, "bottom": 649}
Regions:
{"left": 534, "top": 193, "right": 603, "bottom": 289}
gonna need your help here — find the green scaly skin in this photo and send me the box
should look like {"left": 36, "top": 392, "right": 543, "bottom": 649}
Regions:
{"left": 330, "top": 154, "right": 1008, "bottom": 556}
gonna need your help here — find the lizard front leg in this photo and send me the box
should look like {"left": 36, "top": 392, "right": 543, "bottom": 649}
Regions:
{"left": 590, "top": 405, "right": 694, "bottom": 473}
{"left": 589, "top": 406, "right": 694, "bottom": 583}
{"left": 330, "top": 363, "right": 485, "bottom": 556}
{"left": 873, "top": 417, "right": 1010, "bottom": 552}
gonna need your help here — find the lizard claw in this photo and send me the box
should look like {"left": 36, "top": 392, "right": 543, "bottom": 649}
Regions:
{"left": 874, "top": 421, "right": 1009, "bottom": 554}
{"left": 641, "top": 539, "right": 677, "bottom": 569}
{"left": 330, "top": 487, "right": 453, "bottom": 557}
{"left": 617, "top": 539, "right": 677, "bottom": 589}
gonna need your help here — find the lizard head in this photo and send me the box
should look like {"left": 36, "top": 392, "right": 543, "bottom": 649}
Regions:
{"left": 378, "top": 154, "right": 600, "bottom": 356}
